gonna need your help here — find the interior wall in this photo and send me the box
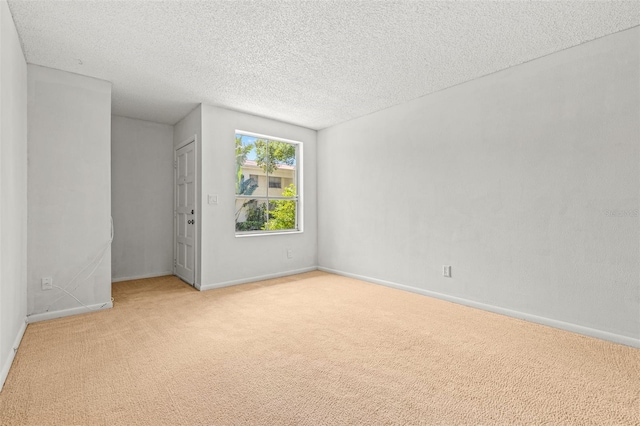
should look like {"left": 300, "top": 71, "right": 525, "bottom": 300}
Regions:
{"left": 27, "top": 65, "right": 112, "bottom": 320}
{"left": 0, "top": 0, "right": 27, "bottom": 390}
{"left": 198, "top": 105, "right": 317, "bottom": 289}
{"left": 111, "top": 116, "right": 174, "bottom": 281}
{"left": 318, "top": 28, "right": 640, "bottom": 346}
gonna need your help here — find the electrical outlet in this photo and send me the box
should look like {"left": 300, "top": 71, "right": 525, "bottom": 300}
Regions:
{"left": 286, "top": 249, "right": 293, "bottom": 259}
{"left": 443, "top": 266, "right": 451, "bottom": 278}
{"left": 208, "top": 194, "right": 218, "bottom": 205}
{"left": 41, "top": 277, "right": 53, "bottom": 290}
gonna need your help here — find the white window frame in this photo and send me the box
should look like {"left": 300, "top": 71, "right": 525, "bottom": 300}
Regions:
{"left": 235, "top": 130, "right": 303, "bottom": 237}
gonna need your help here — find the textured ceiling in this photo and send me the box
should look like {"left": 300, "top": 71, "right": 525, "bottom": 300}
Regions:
{"left": 8, "top": 1, "right": 640, "bottom": 130}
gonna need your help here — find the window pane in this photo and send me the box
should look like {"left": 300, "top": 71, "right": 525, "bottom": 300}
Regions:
{"left": 265, "top": 200, "right": 297, "bottom": 231}
{"left": 268, "top": 141, "right": 297, "bottom": 197}
{"left": 235, "top": 199, "right": 268, "bottom": 232}
{"left": 235, "top": 134, "right": 258, "bottom": 196}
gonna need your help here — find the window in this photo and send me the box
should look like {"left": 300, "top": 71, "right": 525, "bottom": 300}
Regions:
{"left": 235, "top": 131, "right": 301, "bottom": 235}
{"left": 268, "top": 176, "right": 282, "bottom": 189}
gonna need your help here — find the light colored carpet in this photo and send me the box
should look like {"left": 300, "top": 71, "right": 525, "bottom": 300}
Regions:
{"left": 0, "top": 271, "right": 638, "bottom": 425}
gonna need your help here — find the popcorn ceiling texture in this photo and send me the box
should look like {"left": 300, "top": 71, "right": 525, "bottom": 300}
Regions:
{"left": 8, "top": 0, "right": 640, "bottom": 129}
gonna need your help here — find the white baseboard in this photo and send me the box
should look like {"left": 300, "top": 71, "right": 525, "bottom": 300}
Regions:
{"left": 112, "top": 271, "right": 173, "bottom": 283}
{"left": 198, "top": 266, "right": 318, "bottom": 291}
{"left": 26, "top": 301, "right": 113, "bottom": 324}
{"left": 0, "top": 320, "right": 27, "bottom": 393}
{"left": 318, "top": 267, "right": 640, "bottom": 349}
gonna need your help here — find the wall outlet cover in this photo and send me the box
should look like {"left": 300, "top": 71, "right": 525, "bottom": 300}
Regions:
{"left": 41, "top": 277, "right": 53, "bottom": 290}
{"left": 443, "top": 266, "right": 452, "bottom": 278}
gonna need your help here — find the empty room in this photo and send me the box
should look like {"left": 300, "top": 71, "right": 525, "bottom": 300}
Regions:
{"left": 0, "top": 0, "right": 639, "bottom": 424}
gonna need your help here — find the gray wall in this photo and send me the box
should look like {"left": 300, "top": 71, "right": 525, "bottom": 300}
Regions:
{"left": 318, "top": 28, "right": 640, "bottom": 346}
{"left": 0, "top": 0, "right": 27, "bottom": 390}
{"left": 111, "top": 116, "right": 174, "bottom": 281}
{"left": 197, "top": 105, "right": 317, "bottom": 289}
{"left": 27, "top": 65, "right": 112, "bottom": 319}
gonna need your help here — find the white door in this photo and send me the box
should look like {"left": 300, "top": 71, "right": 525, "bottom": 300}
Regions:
{"left": 174, "top": 141, "right": 196, "bottom": 285}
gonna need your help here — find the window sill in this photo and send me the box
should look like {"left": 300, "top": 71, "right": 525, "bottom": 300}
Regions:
{"left": 235, "top": 230, "right": 303, "bottom": 238}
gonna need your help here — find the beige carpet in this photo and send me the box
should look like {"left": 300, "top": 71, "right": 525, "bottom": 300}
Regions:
{"left": 0, "top": 271, "right": 638, "bottom": 425}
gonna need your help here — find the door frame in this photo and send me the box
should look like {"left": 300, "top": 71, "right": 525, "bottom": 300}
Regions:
{"left": 173, "top": 135, "right": 198, "bottom": 286}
